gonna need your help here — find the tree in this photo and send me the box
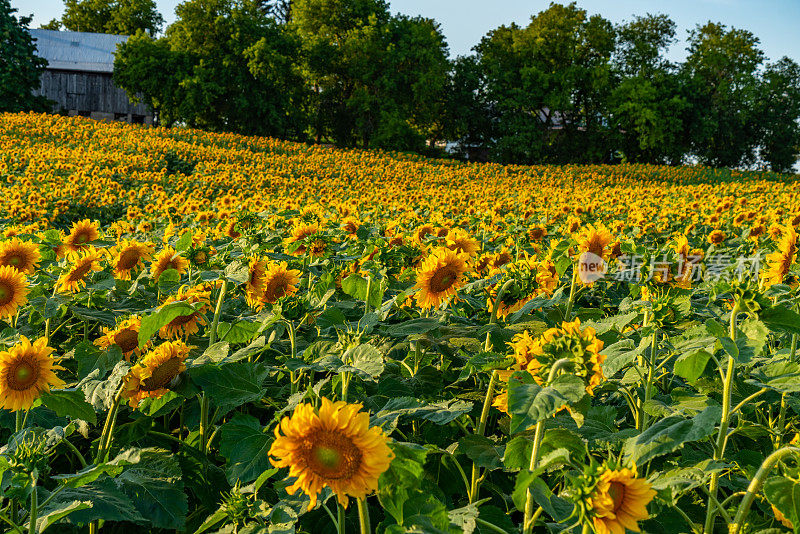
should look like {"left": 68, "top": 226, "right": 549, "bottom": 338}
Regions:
{"left": 683, "top": 22, "right": 764, "bottom": 168}
{"left": 476, "top": 2, "right": 616, "bottom": 164}
{"left": 115, "top": 0, "right": 307, "bottom": 137}
{"left": 58, "top": 0, "right": 164, "bottom": 35}
{"left": 757, "top": 57, "right": 800, "bottom": 172}
{"left": 290, "top": 0, "right": 449, "bottom": 151}
{"left": 440, "top": 55, "right": 493, "bottom": 159}
{"left": 0, "top": 0, "right": 49, "bottom": 112}
{"left": 609, "top": 14, "right": 689, "bottom": 164}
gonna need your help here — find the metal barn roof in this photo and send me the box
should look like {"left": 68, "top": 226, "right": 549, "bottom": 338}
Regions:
{"left": 28, "top": 29, "right": 129, "bottom": 73}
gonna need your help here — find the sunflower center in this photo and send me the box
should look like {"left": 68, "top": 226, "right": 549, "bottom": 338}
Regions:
{"left": 69, "top": 263, "right": 93, "bottom": 281}
{"left": 8, "top": 357, "right": 39, "bottom": 390}
{"left": 9, "top": 256, "right": 21, "bottom": 266}
{"left": 306, "top": 430, "right": 362, "bottom": 480}
{"left": 141, "top": 357, "right": 182, "bottom": 390}
{"left": 429, "top": 267, "right": 458, "bottom": 293}
{"left": 114, "top": 328, "right": 139, "bottom": 353}
{"left": 169, "top": 313, "right": 197, "bottom": 327}
{"left": 0, "top": 282, "right": 11, "bottom": 305}
{"left": 117, "top": 249, "right": 141, "bottom": 270}
{"left": 76, "top": 234, "right": 88, "bottom": 244}
{"left": 608, "top": 481, "right": 626, "bottom": 512}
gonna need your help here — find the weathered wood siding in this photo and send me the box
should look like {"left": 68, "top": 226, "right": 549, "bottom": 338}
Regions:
{"left": 34, "top": 69, "right": 151, "bottom": 116}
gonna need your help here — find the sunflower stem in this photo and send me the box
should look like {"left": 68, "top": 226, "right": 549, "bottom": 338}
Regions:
{"left": 15, "top": 410, "right": 22, "bottom": 432}
{"left": 363, "top": 275, "right": 372, "bottom": 318}
{"left": 640, "top": 328, "right": 658, "bottom": 432}
{"left": 564, "top": 267, "right": 578, "bottom": 322}
{"left": 523, "top": 358, "right": 572, "bottom": 534}
{"left": 200, "top": 279, "right": 228, "bottom": 455}
{"left": 27, "top": 481, "right": 37, "bottom": 534}
{"left": 730, "top": 446, "right": 800, "bottom": 534}
{"left": 703, "top": 301, "right": 741, "bottom": 534}
{"left": 356, "top": 498, "right": 370, "bottom": 534}
{"left": 95, "top": 387, "right": 124, "bottom": 463}
{"left": 337, "top": 502, "right": 346, "bottom": 534}
{"left": 485, "top": 279, "right": 515, "bottom": 352}
{"left": 469, "top": 370, "right": 497, "bottom": 503}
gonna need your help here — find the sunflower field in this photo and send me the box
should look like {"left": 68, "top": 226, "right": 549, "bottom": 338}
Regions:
{"left": 1, "top": 112, "right": 800, "bottom": 534}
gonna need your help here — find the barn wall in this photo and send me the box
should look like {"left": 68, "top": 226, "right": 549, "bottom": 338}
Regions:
{"left": 34, "top": 69, "right": 152, "bottom": 121}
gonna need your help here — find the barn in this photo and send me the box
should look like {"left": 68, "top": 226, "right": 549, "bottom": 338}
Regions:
{"left": 29, "top": 29, "right": 153, "bottom": 124}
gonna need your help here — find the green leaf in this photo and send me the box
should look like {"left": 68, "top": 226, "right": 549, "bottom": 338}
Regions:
{"left": 342, "top": 343, "right": 384, "bottom": 380}
{"left": 383, "top": 318, "right": 441, "bottom": 337}
{"left": 747, "top": 361, "right": 800, "bottom": 393}
{"left": 224, "top": 260, "right": 250, "bottom": 285}
{"left": 52, "top": 448, "right": 142, "bottom": 488}
{"left": 45, "top": 477, "right": 146, "bottom": 525}
{"left": 217, "top": 320, "right": 260, "bottom": 344}
{"left": 138, "top": 301, "right": 200, "bottom": 347}
{"left": 602, "top": 337, "right": 650, "bottom": 377}
{"left": 507, "top": 373, "right": 586, "bottom": 433}
{"left": 219, "top": 414, "right": 273, "bottom": 484}
{"left": 761, "top": 305, "right": 800, "bottom": 335}
{"left": 40, "top": 389, "right": 97, "bottom": 424}
{"left": 673, "top": 350, "right": 712, "bottom": 383}
{"left": 191, "top": 341, "right": 230, "bottom": 366}
{"left": 70, "top": 341, "right": 122, "bottom": 380}
{"left": 377, "top": 442, "right": 429, "bottom": 525}
{"left": 622, "top": 406, "right": 721, "bottom": 464}
{"left": 116, "top": 448, "right": 187, "bottom": 530}
{"left": 342, "top": 273, "right": 383, "bottom": 307}
{"left": 372, "top": 398, "right": 473, "bottom": 432}
{"left": 448, "top": 503, "right": 479, "bottom": 534}
{"left": 36, "top": 500, "right": 91, "bottom": 532}
{"left": 764, "top": 476, "right": 800, "bottom": 530}
{"left": 189, "top": 362, "right": 270, "bottom": 413}
{"left": 175, "top": 231, "right": 192, "bottom": 253}
{"left": 458, "top": 435, "right": 503, "bottom": 470}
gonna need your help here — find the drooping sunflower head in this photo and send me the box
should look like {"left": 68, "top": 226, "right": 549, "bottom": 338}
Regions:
{"left": 488, "top": 257, "right": 558, "bottom": 319}
{"left": 285, "top": 222, "right": 319, "bottom": 256}
{"left": 762, "top": 224, "right": 798, "bottom": 287}
{"left": 110, "top": 239, "right": 155, "bottom": 280}
{"left": 94, "top": 316, "right": 144, "bottom": 360}
{"left": 573, "top": 462, "right": 656, "bottom": 534}
{"left": 0, "top": 336, "right": 65, "bottom": 412}
{"left": 414, "top": 247, "right": 470, "bottom": 310}
{"left": 56, "top": 249, "right": 105, "bottom": 293}
{"left": 0, "top": 238, "right": 41, "bottom": 274}
{"left": 0, "top": 265, "right": 29, "bottom": 320}
{"left": 246, "top": 256, "right": 268, "bottom": 307}
{"left": 64, "top": 219, "right": 100, "bottom": 252}
{"left": 122, "top": 340, "right": 192, "bottom": 408}
{"left": 260, "top": 261, "right": 301, "bottom": 305}
{"left": 158, "top": 285, "right": 212, "bottom": 340}
{"left": 268, "top": 397, "right": 395, "bottom": 509}
{"left": 511, "top": 318, "right": 605, "bottom": 396}
{"left": 150, "top": 246, "right": 189, "bottom": 281}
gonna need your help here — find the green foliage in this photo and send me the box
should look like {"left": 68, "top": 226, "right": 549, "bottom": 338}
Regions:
{"left": 56, "top": 0, "right": 163, "bottom": 35}
{"left": 0, "top": 0, "right": 49, "bottom": 113}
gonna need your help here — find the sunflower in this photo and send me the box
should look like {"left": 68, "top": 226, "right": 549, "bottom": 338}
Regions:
{"left": 64, "top": 219, "right": 100, "bottom": 252}
{"left": 707, "top": 229, "right": 726, "bottom": 245}
{"left": 588, "top": 465, "right": 656, "bottom": 534}
{"left": 0, "top": 265, "right": 29, "bottom": 320}
{"left": 445, "top": 228, "right": 480, "bottom": 257}
{"left": 0, "top": 238, "right": 41, "bottom": 274}
{"left": 122, "top": 341, "right": 192, "bottom": 408}
{"left": 285, "top": 223, "right": 319, "bottom": 256}
{"left": 269, "top": 397, "right": 395, "bottom": 509}
{"left": 413, "top": 224, "right": 435, "bottom": 244}
{"left": 158, "top": 285, "right": 211, "bottom": 339}
{"left": 260, "top": 262, "right": 301, "bottom": 305}
{"left": 494, "top": 319, "right": 606, "bottom": 416}
{"left": 414, "top": 248, "right": 470, "bottom": 310}
{"left": 150, "top": 246, "right": 189, "bottom": 281}
{"left": 246, "top": 256, "right": 268, "bottom": 307}
{"left": 94, "top": 317, "right": 144, "bottom": 361}
{"left": 110, "top": 240, "right": 154, "bottom": 280}
{"left": 0, "top": 336, "right": 64, "bottom": 412}
{"left": 56, "top": 249, "right": 105, "bottom": 293}
{"left": 763, "top": 225, "right": 797, "bottom": 287}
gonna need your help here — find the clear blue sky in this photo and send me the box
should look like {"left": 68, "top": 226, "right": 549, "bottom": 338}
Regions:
{"left": 14, "top": 0, "right": 800, "bottom": 63}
